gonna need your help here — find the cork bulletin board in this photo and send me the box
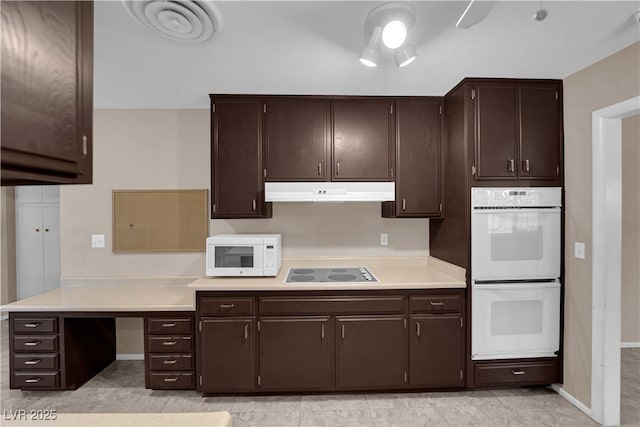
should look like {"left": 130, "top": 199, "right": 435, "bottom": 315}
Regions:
{"left": 112, "top": 189, "right": 208, "bottom": 253}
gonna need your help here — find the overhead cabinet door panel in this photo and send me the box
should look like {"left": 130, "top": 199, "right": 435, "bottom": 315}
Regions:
{"left": 332, "top": 100, "right": 394, "bottom": 181}
{"left": 518, "top": 85, "right": 562, "bottom": 179}
{"left": 475, "top": 84, "right": 517, "bottom": 179}
{"left": 212, "top": 98, "right": 264, "bottom": 218}
{"left": 265, "top": 99, "right": 328, "bottom": 181}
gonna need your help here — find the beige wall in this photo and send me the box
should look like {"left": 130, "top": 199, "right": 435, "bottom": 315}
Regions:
{"left": 61, "top": 109, "right": 429, "bottom": 353}
{"left": 1, "top": 187, "right": 17, "bottom": 306}
{"left": 621, "top": 114, "right": 640, "bottom": 344}
{"left": 563, "top": 42, "right": 640, "bottom": 407}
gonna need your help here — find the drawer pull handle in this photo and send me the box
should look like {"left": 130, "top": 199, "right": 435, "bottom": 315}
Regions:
{"left": 161, "top": 323, "right": 177, "bottom": 328}
{"left": 24, "top": 359, "right": 41, "bottom": 365}
{"left": 163, "top": 377, "right": 179, "bottom": 382}
{"left": 162, "top": 359, "right": 178, "bottom": 365}
{"left": 416, "top": 322, "right": 421, "bottom": 337}
{"left": 429, "top": 301, "right": 445, "bottom": 306}
{"left": 244, "top": 324, "right": 249, "bottom": 340}
{"left": 162, "top": 341, "right": 177, "bottom": 346}
{"left": 511, "top": 370, "right": 526, "bottom": 375}
{"left": 23, "top": 323, "right": 41, "bottom": 328}
{"left": 219, "top": 303, "right": 235, "bottom": 309}
{"left": 25, "top": 378, "right": 41, "bottom": 383}
{"left": 24, "top": 341, "right": 40, "bottom": 346}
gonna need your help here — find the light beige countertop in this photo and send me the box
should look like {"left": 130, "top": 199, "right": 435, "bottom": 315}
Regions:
{"left": 189, "top": 256, "right": 466, "bottom": 291}
{"left": 1, "top": 257, "right": 465, "bottom": 313}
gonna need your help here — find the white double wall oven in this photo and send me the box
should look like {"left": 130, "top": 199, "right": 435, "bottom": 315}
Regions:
{"left": 471, "top": 187, "right": 562, "bottom": 360}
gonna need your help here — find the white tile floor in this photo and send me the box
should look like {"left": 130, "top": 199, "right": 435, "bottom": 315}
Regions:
{"left": 1, "top": 320, "right": 637, "bottom": 426}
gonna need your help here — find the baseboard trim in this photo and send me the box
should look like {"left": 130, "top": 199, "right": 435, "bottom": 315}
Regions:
{"left": 551, "top": 384, "right": 592, "bottom": 419}
{"left": 621, "top": 342, "right": 640, "bottom": 348}
{"left": 116, "top": 353, "right": 144, "bottom": 360}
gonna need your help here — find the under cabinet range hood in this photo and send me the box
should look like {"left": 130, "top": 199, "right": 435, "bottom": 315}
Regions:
{"left": 265, "top": 182, "right": 395, "bottom": 202}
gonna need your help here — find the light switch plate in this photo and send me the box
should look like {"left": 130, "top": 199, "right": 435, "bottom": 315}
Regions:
{"left": 574, "top": 242, "right": 585, "bottom": 259}
{"left": 92, "top": 234, "right": 106, "bottom": 248}
{"left": 380, "top": 233, "right": 389, "bottom": 246}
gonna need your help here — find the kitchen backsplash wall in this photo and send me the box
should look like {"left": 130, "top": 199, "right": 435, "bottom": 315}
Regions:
{"left": 59, "top": 109, "right": 428, "bottom": 279}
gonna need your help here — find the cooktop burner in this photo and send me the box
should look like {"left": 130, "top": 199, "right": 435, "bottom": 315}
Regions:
{"left": 285, "top": 267, "right": 378, "bottom": 283}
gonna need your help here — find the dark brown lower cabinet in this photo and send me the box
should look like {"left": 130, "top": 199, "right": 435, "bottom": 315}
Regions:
{"left": 259, "top": 317, "right": 333, "bottom": 391}
{"left": 336, "top": 316, "right": 406, "bottom": 390}
{"left": 410, "top": 314, "right": 464, "bottom": 388}
{"left": 200, "top": 317, "right": 255, "bottom": 393}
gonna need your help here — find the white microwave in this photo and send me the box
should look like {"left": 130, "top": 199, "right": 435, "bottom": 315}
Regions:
{"left": 206, "top": 234, "right": 281, "bottom": 277}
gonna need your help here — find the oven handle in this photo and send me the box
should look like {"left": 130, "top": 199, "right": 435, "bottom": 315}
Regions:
{"left": 472, "top": 282, "right": 560, "bottom": 290}
{"left": 472, "top": 207, "right": 561, "bottom": 214}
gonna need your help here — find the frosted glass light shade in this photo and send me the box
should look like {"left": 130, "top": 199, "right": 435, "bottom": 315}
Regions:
{"left": 381, "top": 20, "right": 407, "bottom": 49}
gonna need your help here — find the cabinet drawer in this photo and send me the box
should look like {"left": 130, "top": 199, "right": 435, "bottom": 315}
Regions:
{"left": 199, "top": 297, "right": 254, "bottom": 316}
{"left": 148, "top": 336, "right": 193, "bottom": 353}
{"left": 13, "top": 354, "right": 59, "bottom": 370}
{"left": 149, "top": 354, "right": 194, "bottom": 371}
{"left": 475, "top": 361, "right": 557, "bottom": 386}
{"left": 260, "top": 296, "right": 405, "bottom": 315}
{"left": 13, "top": 335, "right": 58, "bottom": 352}
{"left": 13, "top": 372, "right": 59, "bottom": 389}
{"left": 13, "top": 318, "right": 58, "bottom": 334}
{"left": 148, "top": 318, "right": 193, "bottom": 334}
{"left": 149, "top": 372, "right": 195, "bottom": 389}
{"left": 411, "top": 295, "right": 462, "bottom": 313}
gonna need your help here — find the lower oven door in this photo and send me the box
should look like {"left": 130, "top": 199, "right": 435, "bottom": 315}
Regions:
{"left": 471, "top": 281, "right": 560, "bottom": 360}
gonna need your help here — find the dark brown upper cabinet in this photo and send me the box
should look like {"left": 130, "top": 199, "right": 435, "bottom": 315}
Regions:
{"left": 473, "top": 80, "right": 562, "bottom": 182}
{"left": 332, "top": 99, "right": 395, "bottom": 182}
{"left": 1, "top": 1, "right": 93, "bottom": 186}
{"left": 383, "top": 99, "right": 443, "bottom": 218}
{"left": 210, "top": 96, "right": 270, "bottom": 219}
{"left": 264, "top": 98, "right": 329, "bottom": 181}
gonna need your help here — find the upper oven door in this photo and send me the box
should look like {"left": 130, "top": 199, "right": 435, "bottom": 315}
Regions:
{"left": 472, "top": 206, "right": 561, "bottom": 280}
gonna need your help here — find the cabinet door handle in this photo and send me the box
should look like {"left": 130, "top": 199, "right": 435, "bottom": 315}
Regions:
{"left": 402, "top": 198, "right": 406, "bottom": 211}
{"left": 511, "top": 369, "right": 526, "bottom": 375}
{"left": 429, "top": 301, "right": 445, "bottom": 306}
{"left": 24, "top": 359, "right": 41, "bottom": 365}
{"left": 161, "top": 323, "right": 177, "bottom": 328}
{"left": 162, "top": 341, "right": 177, "bottom": 346}
{"left": 23, "top": 323, "right": 41, "bottom": 328}
{"left": 416, "top": 322, "right": 421, "bottom": 337}
{"left": 341, "top": 324, "right": 345, "bottom": 339}
{"left": 219, "top": 303, "right": 234, "bottom": 309}
{"left": 24, "top": 341, "right": 40, "bottom": 346}
{"left": 523, "top": 159, "right": 530, "bottom": 172}
{"left": 162, "top": 359, "right": 178, "bottom": 365}
{"left": 318, "top": 162, "right": 322, "bottom": 176}
{"left": 24, "top": 377, "right": 41, "bottom": 384}
{"left": 82, "top": 135, "right": 88, "bottom": 157}
{"left": 321, "top": 324, "right": 325, "bottom": 340}
{"left": 508, "top": 159, "right": 515, "bottom": 172}
{"left": 336, "top": 162, "right": 340, "bottom": 176}
{"left": 163, "top": 377, "right": 179, "bottom": 382}
{"left": 244, "top": 324, "right": 249, "bottom": 340}
{"left": 252, "top": 199, "right": 257, "bottom": 211}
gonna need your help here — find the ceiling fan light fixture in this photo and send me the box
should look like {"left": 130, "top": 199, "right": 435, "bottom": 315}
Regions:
{"left": 359, "top": 45, "right": 380, "bottom": 67}
{"left": 381, "top": 20, "right": 407, "bottom": 49}
{"left": 394, "top": 44, "right": 417, "bottom": 67}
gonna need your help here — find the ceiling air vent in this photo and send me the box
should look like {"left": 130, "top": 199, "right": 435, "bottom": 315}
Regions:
{"left": 122, "top": 0, "right": 223, "bottom": 43}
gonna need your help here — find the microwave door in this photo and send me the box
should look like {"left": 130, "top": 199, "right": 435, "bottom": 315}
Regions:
{"left": 215, "top": 246, "right": 254, "bottom": 268}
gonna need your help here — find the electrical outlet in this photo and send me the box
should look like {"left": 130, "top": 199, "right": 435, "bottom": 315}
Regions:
{"left": 92, "top": 234, "right": 105, "bottom": 249}
{"left": 380, "top": 233, "right": 389, "bottom": 246}
{"left": 574, "top": 242, "right": 585, "bottom": 259}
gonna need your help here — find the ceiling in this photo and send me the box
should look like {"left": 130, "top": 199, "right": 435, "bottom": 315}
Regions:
{"left": 94, "top": 1, "right": 640, "bottom": 108}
